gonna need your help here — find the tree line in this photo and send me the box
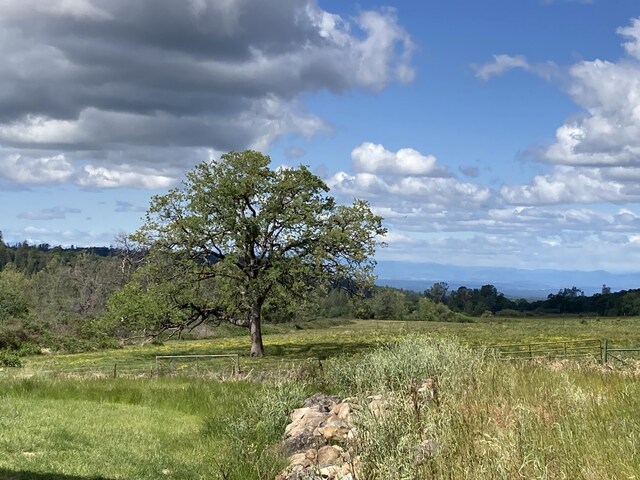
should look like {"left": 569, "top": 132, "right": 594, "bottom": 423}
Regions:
{"left": 0, "top": 233, "right": 116, "bottom": 274}
{"left": 423, "top": 282, "right": 640, "bottom": 317}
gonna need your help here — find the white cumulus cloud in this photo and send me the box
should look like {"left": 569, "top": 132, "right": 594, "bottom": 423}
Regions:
{"left": 480, "top": 17, "right": 640, "bottom": 208}
{"left": 473, "top": 54, "right": 559, "bottom": 81}
{"left": 0, "top": 153, "right": 75, "bottom": 184}
{"left": 78, "top": 165, "right": 175, "bottom": 189}
{"left": 618, "top": 17, "right": 640, "bottom": 60}
{"left": 351, "top": 142, "right": 447, "bottom": 176}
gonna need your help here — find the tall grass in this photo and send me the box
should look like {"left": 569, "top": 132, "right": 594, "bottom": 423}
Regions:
{"left": 327, "top": 337, "right": 640, "bottom": 479}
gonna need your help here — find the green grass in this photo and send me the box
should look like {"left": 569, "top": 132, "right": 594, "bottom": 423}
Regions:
{"left": 0, "top": 378, "right": 306, "bottom": 480}
{"left": 0, "top": 317, "right": 639, "bottom": 479}
{"left": 6, "top": 317, "right": 639, "bottom": 379}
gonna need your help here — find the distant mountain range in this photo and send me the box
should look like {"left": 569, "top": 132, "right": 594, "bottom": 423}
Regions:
{"left": 374, "top": 261, "right": 640, "bottom": 299}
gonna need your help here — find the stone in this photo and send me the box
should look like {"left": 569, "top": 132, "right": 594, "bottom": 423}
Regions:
{"left": 315, "top": 419, "right": 351, "bottom": 441}
{"left": 333, "top": 402, "right": 351, "bottom": 421}
{"left": 316, "top": 445, "right": 343, "bottom": 466}
{"left": 286, "top": 410, "right": 330, "bottom": 438}
{"left": 318, "top": 465, "right": 341, "bottom": 477}
{"left": 304, "top": 393, "right": 341, "bottom": 411}
{"left": 284, "top": 400, "right": 356, "bottom": 456}
{"left": 279, "top": 395, "right": 359, "bottom": 480}
{"left": 282, "top": 433, "right": 325, "bottom": 457}
{"left": 290, "top": 452, "right": 310, "bottom": 467}
{"left": 291, "top": 407, "right": 312, "bottom": 424}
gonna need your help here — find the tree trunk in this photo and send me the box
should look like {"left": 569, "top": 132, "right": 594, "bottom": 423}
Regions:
{"left": 249, "top": 302, "right": 265, "bottom": 357}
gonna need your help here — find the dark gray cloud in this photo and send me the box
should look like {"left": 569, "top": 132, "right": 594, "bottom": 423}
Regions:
{"left": 0, "top": 0, "right": 414, "bottom": 187}
{"left": 459, "top": 165, "right": 480, "bottom": 178}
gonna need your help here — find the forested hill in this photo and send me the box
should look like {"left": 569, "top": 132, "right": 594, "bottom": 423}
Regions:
{"left": 0, "top": 233, "right": 132, "bottom": 354}
{"left": 0, "top": 234, "right": 118, "bottom": 274}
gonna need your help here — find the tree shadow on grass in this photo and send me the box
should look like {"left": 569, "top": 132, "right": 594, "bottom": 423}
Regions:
{"left": 0, "top": 470, "right": 111, "bottom": 480}
{"left": 263, "top": 339, "right": 379, "bottom": 359}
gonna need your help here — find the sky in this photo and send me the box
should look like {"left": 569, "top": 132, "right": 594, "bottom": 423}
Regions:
{"left": 2, "top": 0, "right": 640, "bottom": 274}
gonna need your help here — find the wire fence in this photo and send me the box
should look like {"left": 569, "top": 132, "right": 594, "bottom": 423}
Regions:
{"left": 481, "top": 338, "right": 603, "bottom": 362}
{"left": 481, "top": 338, "right": 640, "bottom": 365}
{"left": 2, "top": 339, "right": 639, "bottom": 379}
{"left": 0, "top": 354, "right": 326, "bottom": 380}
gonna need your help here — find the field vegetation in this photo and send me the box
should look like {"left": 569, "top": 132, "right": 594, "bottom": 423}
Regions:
{"left": 1, "top": 319, "right": 639, "bottom": 479}
{"left": 3, "top": 316, "right": 638, "bottom": 378}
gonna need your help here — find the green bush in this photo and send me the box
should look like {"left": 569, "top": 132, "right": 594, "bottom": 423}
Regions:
{"left": 0, "top": 350, "right": 22, "bottom": 367}
{"left": 328, "top": 336, "right": 483, "bottom": 396}
{"left": 16, "top": 342, "right": 42, "bottom": 356}
{"left": 0, "top": 323, "right": 32, "bottom": 350}
{"left": 411, "top": 297, "right": 472, "bottom": 323}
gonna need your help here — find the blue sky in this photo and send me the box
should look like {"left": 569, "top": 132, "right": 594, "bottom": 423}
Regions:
{"left": 2, "top": 0, "right": 640, "bottom": 273}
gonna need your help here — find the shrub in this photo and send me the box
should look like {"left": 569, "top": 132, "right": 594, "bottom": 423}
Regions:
{"left": 0, "top": 350, "right": 22, "bottom": 367}
{"left": 411, "top": 297, "right": 472, "bottom": 323}
{"left": 328, "top": 336, "right": 483, "bottom": 396}
{"left": 0, "top": 323, "right": 32, "bottom": 350}
{"left": 16, "top": 342, "right": 41, "bottom": 356}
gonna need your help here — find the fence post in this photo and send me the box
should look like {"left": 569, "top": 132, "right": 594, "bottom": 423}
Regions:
{"left": 113, "top": 363, "right": 117, "bottom": 379}
{"left": 603, "top": 339, "right": 608, "bottom": 364}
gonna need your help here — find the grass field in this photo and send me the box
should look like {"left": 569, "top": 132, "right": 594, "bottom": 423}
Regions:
{"left": 0, "top": 378, "right": 298, "bottom": 480}
{"left": 1, "top": 317, "right": 639, "bottom": 479}
{"left": 8, "top": 316, "right": 640, "bottom": 378}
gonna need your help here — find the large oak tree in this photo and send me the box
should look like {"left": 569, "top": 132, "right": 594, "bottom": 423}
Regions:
{"left": 131, "top": 151, "right": 385, "bottom": 356}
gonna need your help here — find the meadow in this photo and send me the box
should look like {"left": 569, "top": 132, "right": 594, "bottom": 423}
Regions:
{"left": 9, "top": 316, "right": 640, "bottom": 378}
{"left": 1, "top": 317, "right": 639, "bottom": 479}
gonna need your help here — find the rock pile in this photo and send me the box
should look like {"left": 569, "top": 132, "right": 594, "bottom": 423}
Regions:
{"left": 277, "top": 393, "right": 357, "bottom": 480}
{"left": 277, "top": 378, "right": 442, "bottom": 480}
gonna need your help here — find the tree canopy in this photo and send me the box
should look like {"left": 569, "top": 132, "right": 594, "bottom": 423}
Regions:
{"left": 128, "top": 150, "right": 386, "bottom": 356}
